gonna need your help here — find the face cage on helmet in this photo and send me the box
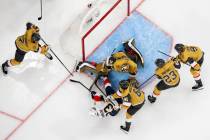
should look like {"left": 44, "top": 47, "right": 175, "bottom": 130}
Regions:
{"left": 175, "top": 44, "right": 184, "bottom": 53}
{"left": 119, "top": 80, "right": 129, "bottom": 90}
{"left": 32, "top": 34, "right": 40, "bottom": 42}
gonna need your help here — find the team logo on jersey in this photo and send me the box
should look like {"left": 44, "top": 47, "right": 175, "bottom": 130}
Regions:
{"left": 121, "top": 64, "right": 129, "bottom": 72}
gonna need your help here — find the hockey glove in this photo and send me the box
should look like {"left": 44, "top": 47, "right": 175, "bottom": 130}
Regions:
{"left": 91, "top": 91, "right": 104, "bottom": 102}
{"left": 40, "top": 45, "right": 49, "bottom": 55}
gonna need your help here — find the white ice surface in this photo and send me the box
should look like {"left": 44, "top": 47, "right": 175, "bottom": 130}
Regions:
{"left": 0, "top": 0, "right": 210, "bottom": 140}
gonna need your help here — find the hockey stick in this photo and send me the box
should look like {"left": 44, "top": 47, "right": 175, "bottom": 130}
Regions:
{"left": 70, "top": 79, "right": 91, "bottom": 91}
{"left": 40, "top": 38, "right": 74, "bottom": 76}
{"left": 139, "top": 74, "right": 155, "bottom": 88}
{"left": 71, "top": 77, "right": 115, "bottom": 105}
{"left": 70, "top": 78, "right": 104, "bottom": 96}
{"left": 158, "top": 50, "right": 174, "bottom": 58}
{"left": 69, "top": 78, "right": 114, "bottom": 105}
{"left": 158, "top": 50, "right": 190, "bottom": 66}
{"left": 38, "top": 0, "right": 43, "bottom": 20}
{"left": 95, "top": 81, "right": 116, "bottom": 105}
{"left": 89, "top": 75, "right": 99, "bottom": 91}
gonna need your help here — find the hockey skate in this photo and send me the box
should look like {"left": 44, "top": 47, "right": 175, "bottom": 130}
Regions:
{"left": 192, "top": 80, "right": 204, "bottom": 91}
{"left": 89, "top": 107, "right": 106, "bottom": 118}
{"left": 2, "top": 61, "right": 8, "bottom": 75}
{"left": 120, "top": 122, "right": 131, "bottom": 134}
{"left": 148, "top": 95, "right": 156, "bottom": 103}
{"left": 192, "top": 84, "right": 204, "bottom": 91}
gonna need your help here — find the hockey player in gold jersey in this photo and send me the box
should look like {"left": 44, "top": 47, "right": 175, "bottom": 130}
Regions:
{"left": 2, "top": 22, "right": 53, "bottom": 74}
{"left": 105, "top": 51, "right": 138, "bottom": 77}
{"left": 76, "top": 38, "right": 144, "bottom": 77}
{"left": 174, "top": 44, "right": 204, "bottom": 90}
{"left": 90, "top": 77, "right": 145, "bottom": 133}
{"left": 148, "top": 58, "right": 181, "bottom": 103}
{"left": 113, "top": 79, "right": 145, "bottom": 133}
{"left": 76, "top": 51, "right": 138, "bottom": 77}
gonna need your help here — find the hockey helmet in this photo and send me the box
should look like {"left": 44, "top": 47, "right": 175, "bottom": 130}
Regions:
{"left": 175, "top": 44, "right": 184, "bottom": 53}
{"left": 106, "top": 56, "right": 116, "bottom": 67}
{"left": 155, "top": 58, "right": 165, "bottom": 68}
{"left": 26, "top": 22, "right": 33, "bottom": 30}
{"left": 119, "top": 80, "right": 129, "bottom": 90}
{"left": 129, "top": 78, "right": 140, "bottom": 89}
{"left": 32, "top": 33, "right": 41, "bottom": 42}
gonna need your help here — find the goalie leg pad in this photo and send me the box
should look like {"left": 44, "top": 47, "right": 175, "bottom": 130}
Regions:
{"left": 123, "top": 38, "right": 144, "bottom": 67}
{"left": 76, "top": 61, "right": 97, "bottom": 73}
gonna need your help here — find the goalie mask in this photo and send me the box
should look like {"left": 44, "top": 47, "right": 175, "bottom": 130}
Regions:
{"left": 32, "top": 33, "right": 41, "bottom": 42}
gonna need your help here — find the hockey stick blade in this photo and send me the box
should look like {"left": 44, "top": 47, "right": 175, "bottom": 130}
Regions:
{"left": 89, "top": 75, "right": 99, "bottom": 90}
{"left": 69, "top": 79, "right": 80, "bottom": 83}
{"left": 158, "top": 50, "right": 173, "bottom": 58}
{"left": 38, "top": 0, "right": 43, "bottom": 21}
{"left": 69, "top": 79, "right": 90, "bottom": 91}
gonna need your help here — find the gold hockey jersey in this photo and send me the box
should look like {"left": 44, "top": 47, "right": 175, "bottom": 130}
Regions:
{"left": 113, "top": 83, "right": 145, "bottom": 106}
{"left": 155, "top": 60, "right": 180, "bottom": 86}
{"left": 177, "top": 46, "right": 203, "bottom": 64}
{"left": 15, "top": 25, "right": 40, "bottom": 52}
{"left": 112, "top": 52, "right": 137, "bottom": 75}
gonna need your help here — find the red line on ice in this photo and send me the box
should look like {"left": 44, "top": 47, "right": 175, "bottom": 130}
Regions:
{"left": 0, "top": 111, "right": 24, "bottom": 122}
{"left": 4, "top": 75, "right": 71, "bottom": 140}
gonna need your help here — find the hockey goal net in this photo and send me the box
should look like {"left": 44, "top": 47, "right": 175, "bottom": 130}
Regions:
{"left": 60, "top": 0, "right": 142, "bottom": 61}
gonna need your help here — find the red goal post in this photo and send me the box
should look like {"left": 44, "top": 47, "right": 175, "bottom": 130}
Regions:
{"left": 81, "top": 0, "right": 134, "bottom": 61}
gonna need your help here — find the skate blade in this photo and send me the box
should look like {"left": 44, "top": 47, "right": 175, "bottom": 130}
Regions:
{"left": 1, "top": 67, "right": 8, "bottom": 75}
{"left": 120, "top": 128, "right": 129, "bottom": 134}
{"left": 192, "top": 87, "right": 204, "bottom": 91}
{"left": 89, "top": 107, "right": 98, "bottom": 117}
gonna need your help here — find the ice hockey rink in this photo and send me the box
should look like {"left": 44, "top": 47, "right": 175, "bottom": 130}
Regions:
{"left": 0, "top": 0, "right": 210, "bottom": 140}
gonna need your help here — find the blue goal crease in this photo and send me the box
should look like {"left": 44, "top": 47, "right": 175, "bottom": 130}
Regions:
{"left": 87, "top": 11, "right": 173, "bottom": 90}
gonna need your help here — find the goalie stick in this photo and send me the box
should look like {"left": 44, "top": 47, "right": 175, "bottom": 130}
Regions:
{"left": 89, "top": 75, "right": 99, "bottom": 91}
